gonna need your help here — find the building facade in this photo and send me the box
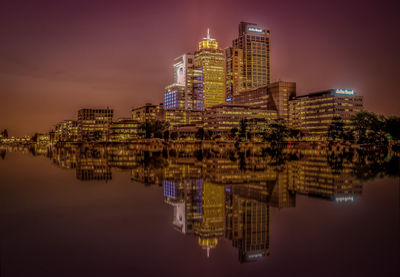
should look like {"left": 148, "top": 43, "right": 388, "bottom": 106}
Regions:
{"left": 225, "top": 47, "right": 244, "bottom": 99}
{"left": 109, "top": 118, "right": 140, "bottom": 142}
{"left": 288, "top": 89, "right": 363, "bottom": 138}
{"left": 131, "top": 103, "right": 164, "bottom": 122}
{"left": 203, "top": 104, "right": 275, "bottom": 135}
{"left": 231, "top": 81, "right": 296, "bottom": 122}
{"left": 77, "top": 108, "right": 114, "bottom": 142}
{"left": 232, "top": 22, "right": 271, "bottom": 89}
{"left": 194, "top": 29, "right": 226, "bottom": 110}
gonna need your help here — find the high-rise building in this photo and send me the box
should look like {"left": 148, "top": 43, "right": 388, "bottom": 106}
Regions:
{"left": 164, "top": 54, "right": 201, "bottom": 110}
{"left": 232, "top": 22, "right": 271, "bottom": 89}
{"left": 194, "top": 29, "right": 226, "bottom": 110}
{"left": 225, "top": 47, "right": 244, "bottom": 99}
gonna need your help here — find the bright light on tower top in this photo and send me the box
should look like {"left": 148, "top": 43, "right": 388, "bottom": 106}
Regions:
{"left": 199, "top": 28, "right": 218, "bottom": 50}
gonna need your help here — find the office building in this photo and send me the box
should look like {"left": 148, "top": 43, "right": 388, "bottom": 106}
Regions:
{"left": 131, "top": 103, "right": 164, "bottom": 122}
{"left": 77, "top": 108, "right": 113, "bottom": 142}
{"left": 231, "top": 81, "right": 296, "bottom": 122}
{"left": 203, "top": 104, "right": 276, "bottom": 135}
{"left": 232, "top": 22, "right": 271, "bottom": 89}
{"left": 288, "top": 89, "right": 363, "bottom": 138}
{"left": 225, "top": 47, "right": 244, "bottom": 99}
{"left": 109, "top": 118, "right": 140, "bottom": 142}
{"left": 164, "top": 54, "right": 203, "bottom": 110}
{"left": 54, "top": 120, "right": 79, "bottom": 142}
{"left": 194, "top": 29, "right": 226, "bottom": 110}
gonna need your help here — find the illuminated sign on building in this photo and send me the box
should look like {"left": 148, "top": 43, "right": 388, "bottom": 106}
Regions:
{"left": 248, "top": 26, "right": 264, "bottom": 33}
{"left": 226, "top": 97, "right": 232, "bottom": 102}
{"left": 334, "top": 195, "right": 355, "bottom": 203}
{"left": 335, "top": 89, "right": 355, "bottom": 95}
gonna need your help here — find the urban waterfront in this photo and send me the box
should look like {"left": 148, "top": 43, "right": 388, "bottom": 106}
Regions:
{"left": 0, "top": 145, "right": 399, "bottom": 276}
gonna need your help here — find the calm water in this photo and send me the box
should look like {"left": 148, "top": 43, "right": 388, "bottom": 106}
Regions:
{"left": 0, "top": 146, "right": 399, "bottom": 277}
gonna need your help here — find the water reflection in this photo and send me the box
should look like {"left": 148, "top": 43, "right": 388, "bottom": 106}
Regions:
{"left": 2, "top": 144, "right": 399, "bottom": 263}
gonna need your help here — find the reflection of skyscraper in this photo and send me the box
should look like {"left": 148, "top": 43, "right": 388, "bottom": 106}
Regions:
{"left": 195, "top": 182, "right": 225, "bottom": 257}
{"left": 232, "top": 191, "right": 270, "bottom": 263}
{"left": 194, "top": 29, "right": 226, "bottom": 110}
{"left": 232, "top": 22, "right": 271, "bottom": 89}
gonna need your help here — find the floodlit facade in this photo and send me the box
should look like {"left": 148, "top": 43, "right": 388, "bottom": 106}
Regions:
{"left": 288, "top": 89, "right": 363, "bottom": 138}
{"left": 232, "top": 22, "right": 271, "bottom": 89}
{"left": 77, "top": 108, "right": 114, "bottom": 142}
{"left": 194, "top": 29, "right": 226, "bottom": 110}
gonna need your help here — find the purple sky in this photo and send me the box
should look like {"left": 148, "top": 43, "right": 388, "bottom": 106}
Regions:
{"left": 0, "top": 0, "right": 399, "bottom": 136}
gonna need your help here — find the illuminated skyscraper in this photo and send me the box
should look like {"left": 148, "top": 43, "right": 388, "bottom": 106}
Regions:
{"left": 232, "top": 22, "right": 271, "bottom": 89}
{"left": 194, "top": 29, "right": 226, "bottom": 110}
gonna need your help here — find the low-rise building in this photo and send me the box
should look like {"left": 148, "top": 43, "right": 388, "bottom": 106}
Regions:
{"left": 288, "top": 89, "right": 363, "bottom": 138}
{"left": 231, "top": 81, "right": 296, "bottom": 122}
{"left": 110, "top": 118, "right": 140, "bottom": 142}
{"left": 54, "top": 120, "right": 79, "bottom": 142}
{"left": 132, "top": 103, "right": 164, "bottom": 122}
{"left": 203, "top": 104, "right": 276, "bottom": 135}
{"left": 165, "top": 109, "right": 203, "bottom": 128}
{"left": 77, "top": 108, "right": 114, "bottom": 142}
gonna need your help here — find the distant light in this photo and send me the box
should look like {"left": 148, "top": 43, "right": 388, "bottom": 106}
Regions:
{"left": 335, "top": 89, "right": 355, "bottom": 95}
{"left": 248, "top": 27, "right": 264, "bottom": 33}
{"left": 226, "top": 97, "right": 232, "bottom": 102}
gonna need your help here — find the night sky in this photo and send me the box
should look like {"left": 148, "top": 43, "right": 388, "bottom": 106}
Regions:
{"left": 0, "top": 0, "right": 399, "bottom": 136}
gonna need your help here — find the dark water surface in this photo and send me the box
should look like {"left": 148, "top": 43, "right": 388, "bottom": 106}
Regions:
{"left": 0, "top": 147, "right": 399, "bottom": 277}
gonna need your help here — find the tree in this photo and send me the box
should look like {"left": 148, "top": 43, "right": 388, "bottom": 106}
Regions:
{"left": 239, "top": 119, "right": 248, "bottom": 140}
{"left": 163, "top": 130, "right": 170, "bottom": 141}
{"left": 385, "top": 116, "right": 400, "bottom": 140}
{"left": 139, "top": 120, "right": 169, "bottom": 139}
{"left": 263, "top": 120, "right": 288, "bottom": 142}
{"left": 229, "top": 127, "right": 238, "bottom": 139}
{"left": 327, "top": 117, "right": 345, "bottom": 141}
{"left": 170, "top": 132, "right": 178, "bottom": 140}
{"left": 196, "top": 128, "right": 205, "bottom": 140}
{"left": 350, "top": 111, "right": 386, "bottom": 144}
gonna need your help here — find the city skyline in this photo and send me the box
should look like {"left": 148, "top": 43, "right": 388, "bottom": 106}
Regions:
{"left": 1, "top": 0, "right": 399, "bottom": 136}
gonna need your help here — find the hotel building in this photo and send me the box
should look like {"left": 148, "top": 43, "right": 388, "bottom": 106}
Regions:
{"left": 77, "top": 108, "right": 113, "bottom": 142}
{"left": 232, "top": 22, "right": 271, "bottom": 89}
{"left": 288, "top": 89, "right": 363, "bottom": 138}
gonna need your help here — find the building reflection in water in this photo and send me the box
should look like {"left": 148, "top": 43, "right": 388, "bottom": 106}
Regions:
{"left": 19, "top": 144, "right": 377, "bottom": 262}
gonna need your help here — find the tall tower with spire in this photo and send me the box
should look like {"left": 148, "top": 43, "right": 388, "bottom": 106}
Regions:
{"left": 194, "top": 29, "right": 226, "bottom": 110}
